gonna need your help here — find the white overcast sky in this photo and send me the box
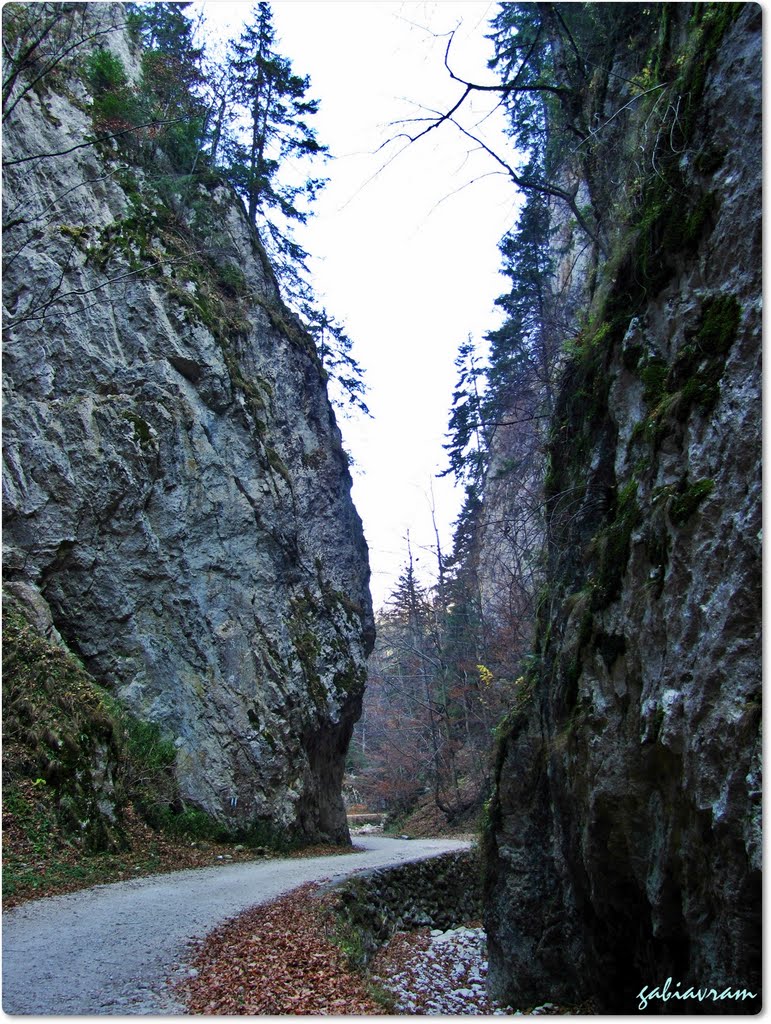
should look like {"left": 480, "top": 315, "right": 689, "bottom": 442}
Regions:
{"left": 195, "top": 1, "right": 520, "bottom": 609}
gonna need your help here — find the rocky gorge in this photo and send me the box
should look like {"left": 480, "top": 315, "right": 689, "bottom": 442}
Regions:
{"left": 1, "top": 1, "right": 762, "bottom": 1016}
{"left": 2, "top": 3, "right": 373, "bottom": 845}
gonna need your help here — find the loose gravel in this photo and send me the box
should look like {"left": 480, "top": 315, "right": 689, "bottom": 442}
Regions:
{"left": 370, "top": 925, "right": 564, "bottom": 1015}
{"left": 2, "top": 835, "right": 469, "bottom": 1015}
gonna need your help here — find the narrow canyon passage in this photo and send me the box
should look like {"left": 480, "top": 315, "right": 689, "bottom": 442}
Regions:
{"left": 1, "top": 2, "right": 760, "bottom": 1014}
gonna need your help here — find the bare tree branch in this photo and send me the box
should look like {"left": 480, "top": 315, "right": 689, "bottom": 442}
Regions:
{"left": 574, "top": 82, "right": 668, "bottom": 152}
{"left": 3, "top": 12, "right": 126, "bottom": 123}
{"left": 446, "top": 116, "right": 601, "bottom": 247}
{"left": 442, "top": 26, "right": 572, "bottom": 100}
{"left": 3, "top": 117, "right": 190, "bottom": 168}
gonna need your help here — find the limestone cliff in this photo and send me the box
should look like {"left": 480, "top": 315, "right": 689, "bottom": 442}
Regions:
{"left": 2, "top": 4, "right": 373, "bottom": 844}
{"left": 482, "top": 4, "right": 761, "bottom": 1011}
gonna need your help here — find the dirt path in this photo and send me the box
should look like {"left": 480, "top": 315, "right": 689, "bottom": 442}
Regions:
{"left": 2, "top": 835, "right": 469, "bottom": 1015}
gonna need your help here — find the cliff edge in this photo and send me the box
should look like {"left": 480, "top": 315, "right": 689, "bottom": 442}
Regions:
{"left": 2, "top": 3, "right": 374, "bottom": 844}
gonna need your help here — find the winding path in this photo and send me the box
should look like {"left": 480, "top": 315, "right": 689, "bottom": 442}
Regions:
{"left": 2, "top": 835, "right": 470, "bottom": 1015}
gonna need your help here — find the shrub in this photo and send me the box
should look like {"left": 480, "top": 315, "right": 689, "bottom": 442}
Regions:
{"left": 85, "top": 48, "right": 128, "bottom": 94}
{"left": 84, "top": 49, "right": 142, "bottom": 129}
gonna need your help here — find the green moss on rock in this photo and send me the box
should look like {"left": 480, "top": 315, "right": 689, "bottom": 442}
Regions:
{"left": 1, "top": 599, "right": 227, "bottom": 862}
{"left": 123, "top": 411, "right": 153, "bottom": 449}
{"left": 288, "top": 590, "right": 327, "bottom": 710}
{"left": 591, "top": 480, "right": 641, "bottom": 611}
{"left": 3, "top": 605, "right": 127, "bottom": 852}
{"left": 669, "top": 478, "right": 715, "bottom": 527}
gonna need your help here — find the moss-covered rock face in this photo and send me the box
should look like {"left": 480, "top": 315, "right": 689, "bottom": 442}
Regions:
{"left": 1, "top": 589, "right": 194, "bottom": 860}
{"left": 484, "top": 4, "right": 760, "bottom": 1012}
{"left": 2, "top": 5, "right": 373, "bottom": 846}
{"left": 3, "top": 599, "right": 126, "bottom": 854}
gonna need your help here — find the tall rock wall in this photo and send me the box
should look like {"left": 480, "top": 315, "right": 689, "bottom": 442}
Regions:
{"left": 483, "top": 5, "right": 761, "bottom": 1011}
{"left": 2, "top": 5, "right": 373, "bottom": 843}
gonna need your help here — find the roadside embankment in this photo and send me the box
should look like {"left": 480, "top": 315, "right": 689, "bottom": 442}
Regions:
{"left": 329, "top": 848, "right": 481, "bottom": 964}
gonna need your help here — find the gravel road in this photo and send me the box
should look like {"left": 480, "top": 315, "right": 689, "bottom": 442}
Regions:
{"left": 2, "top": 835, "right": 470, "bottom": 1015}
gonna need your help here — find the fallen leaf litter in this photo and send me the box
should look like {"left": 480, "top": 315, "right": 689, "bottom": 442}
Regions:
{"left": 179, "top": 883, "right": 576, "bottom": 1015}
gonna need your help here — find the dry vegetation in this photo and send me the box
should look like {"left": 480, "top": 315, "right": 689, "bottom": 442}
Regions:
{"left": 180, "top": 884, "right": 383, "bottom": 1015}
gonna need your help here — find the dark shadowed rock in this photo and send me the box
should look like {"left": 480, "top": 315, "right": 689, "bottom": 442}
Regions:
{"left": 482, "top": 6, "right": 761, "bottom": 1013}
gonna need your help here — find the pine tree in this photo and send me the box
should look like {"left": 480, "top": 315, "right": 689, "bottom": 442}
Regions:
{"left": 127, "top": 1, "right": 207, "bottom": 172}
{"left": 441, "top": 165, "right": 557, "bottom": 489}
{"left": 303, "top": 306, "right": 370, "bottom": 417}
{"left": 131, "top": 5, "right": 367, "bottom": 419}
{"left": 485, "top": 170, "right": 557, "bottom": 418}
{"left": 441, "top": 336, "right": 489, "bottom": 486}
{"left": 130, "top": 1, "right": 201, "bottom": 64}
{"left": 226, "top": 3, "right": 327, "bottom": 245}
{"left": 486, "top": 3, "right": 554, "bottom": 164}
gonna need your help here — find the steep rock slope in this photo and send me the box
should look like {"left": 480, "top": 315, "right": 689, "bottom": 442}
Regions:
{"left": 482, "top": 5, "right": 761, "bottom": 1011}
{"left": 2, "top": 5, "right": 373, "bottom": 843}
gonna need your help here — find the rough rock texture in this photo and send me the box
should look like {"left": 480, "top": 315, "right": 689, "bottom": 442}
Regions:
{"left": 483, "top": 5, "right": 761, "bottom": 1013}
{"left": 330, "top": 850, "right": 481, "bottom": 964}
{"left": 2, "top": 5, "right": 373, "bottom": 843}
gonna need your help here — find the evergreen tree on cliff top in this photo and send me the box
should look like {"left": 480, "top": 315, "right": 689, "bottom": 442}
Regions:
{"left": 223, "top": 4, "right": 369, "bottom": 413}
{"left": 128, "top": 1, "right": 207, "bottom": 172}
{"left": 135, "top": 3, "right": 366, "bottom": 418}
{"left": 226, "top": 3, "right": 327, "bottom": 290}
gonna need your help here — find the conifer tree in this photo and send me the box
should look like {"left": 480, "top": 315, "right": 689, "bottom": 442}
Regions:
{"left": 130, "top": 0, "right": 201, "bottom": 66}
{"left": 226, "top": 3, "right": 327, "bottom": 249}
{"left": 131, "top": 4, "right": 367, "bottom": 418}
{"left": 127, "top": 1, "right": 207, "bottom": 172}
{"left": 303, "top": 307, "right": 371, "bottom": 418}
{"left": 485, "top": 171, "right": 557, "bottom": 418}
{"left": 441, "top": 336, "right": 489, "bottom": 485}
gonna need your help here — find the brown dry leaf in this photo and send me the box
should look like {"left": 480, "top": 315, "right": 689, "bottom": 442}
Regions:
{"left": 180, "top": 884, "right": 381, "bottom": 1015}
